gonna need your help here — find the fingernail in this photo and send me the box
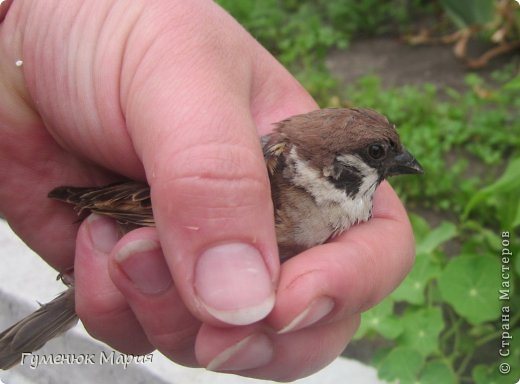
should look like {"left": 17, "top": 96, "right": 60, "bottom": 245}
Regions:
{"left": 206, "top": 333, "right": 273, "bottom": 371}
{"left": 87, "top": 213, "right": 120, "bottom": 254}
{"left": 278, "top": 297, "right": 335, "bottom": 334}
{"left": 115, "top": 239, "right": 172, "bottom": 295}
{"left": 195, "top": 243, "right": 275, "bottom": 325}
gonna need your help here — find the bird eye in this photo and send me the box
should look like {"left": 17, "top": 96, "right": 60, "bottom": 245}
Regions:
{"left": 368, "top": 144, "right": 386, "bottom": 160}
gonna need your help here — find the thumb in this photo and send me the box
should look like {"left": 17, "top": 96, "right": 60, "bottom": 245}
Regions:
{"left": 121, "top": 4, "right": 281, "bottom": 326}
{"left": 131, "top": 103, "right": 278, "bottom": 326}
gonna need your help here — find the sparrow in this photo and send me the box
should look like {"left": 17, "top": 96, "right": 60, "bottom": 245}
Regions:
{"left": 0, "top": 108, "right": 423, "bottom": 369}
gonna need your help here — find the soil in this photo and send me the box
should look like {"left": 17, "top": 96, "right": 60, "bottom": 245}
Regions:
{"left": 326, "top": 36, "right": 518, "bottom": 91}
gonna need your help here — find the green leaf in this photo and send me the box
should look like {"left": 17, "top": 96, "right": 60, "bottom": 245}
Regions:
{"left": 462, "top": 221, "right": 505, "bottom": 252}
{"left": 496, "top": 192, "right": 520, "bottom": 230}
{"left": 377, "top": 347, "right": 425, "bottom": 383}
{"left": 371, "top": 347, "right": 392, "bottom": 368}
{"left": 503, "top": 75, "right": 520, "bottom": 91}
{"left": 508, "top": 328, "right": 520, "bottom": 365}
{"left": 438, "top": 254, "right": 501, "bottom": 324}
{"left": 418, "top": 361, "right": 456, "bottom": 384}
{"left": 409, "top": 212, "right": 431, "bottom": 241}
{"left": 472, "top": 364, "right": 501, "bottom": 384}
{"left": 472, "top": 360, "right": 520, "bottom": 384}
{"left": 513, "top": 200, "right": 520, "bottom": 228}
{"left": 355, "top": 299, "right": 403, "bottom": 340}
{"left": 416, "top": 222, "right": 457, "bottom": 255}
{"left": 392, "top": 253, "right": 441, "bottom": 305}
{"left": 516, "top": 246, "right": 520, "bottom": 277}
{"left": 469, "top": 323, "right": 496, "bottom": 338}
{"left": 464, "top": 157, "right": 520, "bottom": 219}
{"left": 501, "top": 231, "right": 520, "bottom": 278}
{"left": 459, "top": 331, "right": 477, "bottom": 355}
{"left": 440, "top": 0, "right": 494, "bottom": 27}
{"left": 397, "top": 307, "right": 445, "bottom": 356}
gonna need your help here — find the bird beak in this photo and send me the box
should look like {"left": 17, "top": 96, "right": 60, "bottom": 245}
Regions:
{"left": 386, "top": 149, "right": 424, "bottom": 176}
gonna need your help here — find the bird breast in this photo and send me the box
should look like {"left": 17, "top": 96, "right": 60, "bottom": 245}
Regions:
{"left": 278, "top": 148, "right": 377, "bottom": 250}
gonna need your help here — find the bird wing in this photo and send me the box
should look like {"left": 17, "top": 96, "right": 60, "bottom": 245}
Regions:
{"left": 261, "top": 134, "right": 287, "bottom": 176}
{"left": 48, "top": 181, "right": 155, "bottom": 227}
{"left": 48, "top": 136, "right": 287, "bottom": 227}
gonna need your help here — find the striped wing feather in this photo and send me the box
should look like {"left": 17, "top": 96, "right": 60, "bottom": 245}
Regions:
{"left": 48, "top": 181, "right": 155, "bottom": 227}
{"left": 48, "top": 137, "right": 283, "bottom": 227}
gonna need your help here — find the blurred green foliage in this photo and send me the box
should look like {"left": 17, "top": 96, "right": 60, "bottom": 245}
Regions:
{"left": 345, "top": 73, "right": 520, "bottom": 216}
{"left": 217, "top": 1, "right": 520, "bottom": 383}
{"left": 357, "top": 203, "right": 520, "bottom": 383}
{"left": 217, "top": 0, "right": 429, "bottom": 59}
{"left": 347, "top": 74, "right": 520, "bottom": 381}
{"left": 345, "top": 74, "right": 520, "bottom": 380}
{"left": 216, "top": 0, "right": 431, "bottom": 101}
{"left": 440, "top": 0, "right": 494, "bottom": 27}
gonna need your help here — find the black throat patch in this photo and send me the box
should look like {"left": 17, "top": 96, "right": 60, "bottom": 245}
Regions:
{"left": 328, "top": 162, "right": 363, "bottom": 198}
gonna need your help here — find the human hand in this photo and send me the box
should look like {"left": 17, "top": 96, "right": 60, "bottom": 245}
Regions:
{"left": 0, "top": 0, "right": 415, "bottom": 380}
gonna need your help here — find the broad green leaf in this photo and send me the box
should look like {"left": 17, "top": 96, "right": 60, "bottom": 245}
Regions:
{"left": 409, "top": 212, "right": 431, "bottom": 241}
{"left": 516, "top": 247, "right": 520, "bottom": 277}
{"left": 503, "top": 75, "right": 520, "bottom": 91}
{"left": 377, "top": 347, "right": 425, "bottom": 383}
{"left": 416, "top": 222, "right": 457, "bottom": 255}
{"left": 440, "top": 0, "right": 494, "bottom": 27}
{"left": 397, "top": 307, "right": 444, "bottom": 356}
{"left": 507, "top": 329, "right": 520, "bottom": 369}
{"left": 418, "top": 361, "right": 456, "bottom": 384}
{"left": 496, "top": 192, "right": 520, "bottom": 229}
{"left": 513, "top": 200, "right": 520, "bottom": 228}
{"left": 459, "top": 332, "right": 477, "bottom": 355}
{"left": 469, "top": 323, "right": 495, "bottom": 338}
{"left": 438, "top": 254, "right": 501, "bottom": 324}
{"left": 472, "top": 357, "right": 520, "bottom": 384}
{"left": 371, "top": 347, "right": 392, "bottom": 368}
{"left": 355, "top": 299, "right": 403, "bottom": 340}
{"left": 392, "top": 253, "right": 441, "bottom": 304}
{"left": 464, "top": 157, "right": 520, "bottom": 218}
{"left": 472, "top": 364, "right": 503, "bottom": 384}
{"left": 501, "top": 231, "right": 520, "bottom": 278}
{"left": 479, "top": 226, "right": 507, "bottom": 253}
{"left": 462, "top": 220, "right": 506, "bottom": 253}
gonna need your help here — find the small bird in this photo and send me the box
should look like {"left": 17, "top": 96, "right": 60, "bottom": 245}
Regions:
{"left": 0, "top": 108, "right": 423, "bottom": 369}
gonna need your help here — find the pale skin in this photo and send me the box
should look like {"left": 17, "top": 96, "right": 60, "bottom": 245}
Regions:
{"left": 0, "top": 0, "right": 415, "bottom": 380}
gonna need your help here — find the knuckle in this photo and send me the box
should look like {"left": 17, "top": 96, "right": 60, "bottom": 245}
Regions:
{"left": 76, "top": 291, "right": 129, "bottom": 324}
{"left": 154, "top": 142, "right": 270, "bottom": 216}
{"left": 148, "top": 324, "right": 198, "bottom": 355}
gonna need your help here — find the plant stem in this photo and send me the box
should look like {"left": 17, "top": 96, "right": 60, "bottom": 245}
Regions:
{"left": 456, "top": 349, "right": 474, "bottom": 376}
{"left": 476, "top": 329, "right": 502, "bottom": 347}
{"left": 446, "top": 318, "right": 464, "bottom": 362}
{"left": 475, "top": 312, "right": 520, "bottom": 347}
{"left": 441, "top": 317, "right": 460, "bottom": 344}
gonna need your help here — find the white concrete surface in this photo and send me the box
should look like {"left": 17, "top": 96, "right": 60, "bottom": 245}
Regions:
{"left": 0, "top": 219, "right": 385, "bottom": 384}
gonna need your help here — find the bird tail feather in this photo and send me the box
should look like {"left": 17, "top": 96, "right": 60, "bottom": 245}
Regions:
{"left": 0, "top": 288, "right": 78, "bottom": 369}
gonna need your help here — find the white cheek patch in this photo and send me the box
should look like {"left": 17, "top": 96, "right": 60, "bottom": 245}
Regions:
{"left": 335, "top": 154, "right": 380, "bottom": 197}
{"left": 287, "top": 148, "right": 345, "bottom": 205}
{"left": 286, "top": 148, "right": 380, "bottom": 238}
